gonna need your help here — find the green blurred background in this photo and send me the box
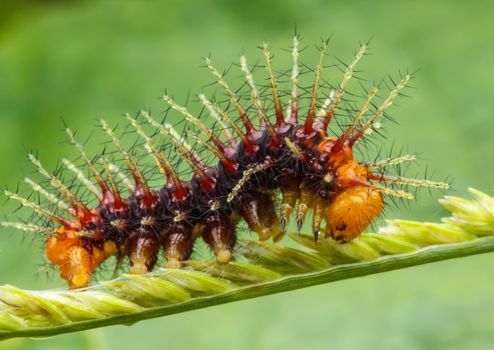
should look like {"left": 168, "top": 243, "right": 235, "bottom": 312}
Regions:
{"left": 0, "top": 0, "right": 493, "bottom": 349}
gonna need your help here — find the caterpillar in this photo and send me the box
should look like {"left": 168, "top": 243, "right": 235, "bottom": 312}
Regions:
{"left": 2, "top": 36, "right": 449, "bottom": 289}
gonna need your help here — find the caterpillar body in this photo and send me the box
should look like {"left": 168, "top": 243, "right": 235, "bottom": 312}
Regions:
{"left": 2, "top": 36, "right": 448, "bottom": 289}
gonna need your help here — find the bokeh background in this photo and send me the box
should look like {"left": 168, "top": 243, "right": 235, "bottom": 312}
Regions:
{"left": 0, "top": 0, "right": 493, "bottom": 349}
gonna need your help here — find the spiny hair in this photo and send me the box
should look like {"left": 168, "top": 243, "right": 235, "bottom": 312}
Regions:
{"left": 2, "top": 35, "right": 449, "bottom": 289}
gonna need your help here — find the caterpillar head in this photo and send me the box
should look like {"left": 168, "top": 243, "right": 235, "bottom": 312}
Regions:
{"left": 314, "top": 138, "right": 385, "bottom": 242}
{"left": 326, "top": 186, "right": 383, "bottom": 242}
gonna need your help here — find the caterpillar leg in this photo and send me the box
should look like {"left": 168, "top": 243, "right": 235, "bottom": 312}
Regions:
{"left": 295, "top": 187, "right": 314, "bottom": 232}
{"left": 311, "top": 195, "right": 328, "bottom": 242}
{"left": 278, "top": 173, "right": 301, "bottom": 232}
{"left": 201, "top": 212, "right": 236, "bottom": 263}
{"left": 128, "top": 233, "right": 160, "bottom": 275}
{"left": 61, "top": 246, "right": 92, "bottom": 288}
{"left": 161, "top": 223, "right": 194, "bottom": 269}
{"left": 239, "top": 191, "right": 282, "bottom": 241}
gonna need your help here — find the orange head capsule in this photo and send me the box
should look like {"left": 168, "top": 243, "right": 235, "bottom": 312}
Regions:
{"left": 326, "top": 186, "right": 384, "bottom": 242}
